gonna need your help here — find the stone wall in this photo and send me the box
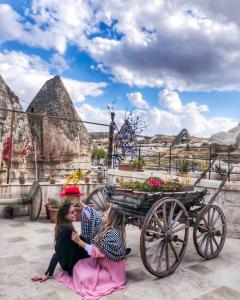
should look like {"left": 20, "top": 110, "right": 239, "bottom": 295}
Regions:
{"left": 107, "top": 169, "right": 240, "bottom": 238}
{"left": 0, "top": 182, "right": 103, "bottom": 218}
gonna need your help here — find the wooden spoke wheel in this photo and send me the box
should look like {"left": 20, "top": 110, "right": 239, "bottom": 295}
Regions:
{"left": 28, "top": 181, "right": 42, "bottom": 220}
{"left": 85, "top": 187, "right": 108, "bottom": 212}
{"left": 140, "top": 197, "right": 189, "bottom": 278}
{"left": 193, "top": 205, "right": 227, "bottom": 259}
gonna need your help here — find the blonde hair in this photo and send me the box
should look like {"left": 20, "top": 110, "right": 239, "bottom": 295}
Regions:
{"left": 95, "top": 207, "right": 126, "bottom": 246}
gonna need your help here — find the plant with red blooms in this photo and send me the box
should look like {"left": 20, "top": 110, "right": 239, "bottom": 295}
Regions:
{"left": 149, "top": 178, "right": 166, "bottom": 188}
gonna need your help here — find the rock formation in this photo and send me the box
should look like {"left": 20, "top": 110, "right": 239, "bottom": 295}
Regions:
{"left": 209, "top": 123, "right": 240, "bottom": 148}
{"left": 0, "top": 75, "right": 32, "bottom": 168}
{"left": 26, "top": 75, "right": 92, "bottom": 170}
{"left": 172, "top": 129, "right": 191, "bottom": 146}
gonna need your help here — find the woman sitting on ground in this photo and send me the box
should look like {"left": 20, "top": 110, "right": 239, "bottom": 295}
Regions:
{"left": 55, "top": 202, "right": 127, "bottom": 300}
{"left": 31, "top": 203, "right": 89, "bottom": 282}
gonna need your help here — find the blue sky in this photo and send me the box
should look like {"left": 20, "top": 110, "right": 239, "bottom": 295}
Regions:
{"left": 0, "top": 0, "right": 239, "bottom": 136}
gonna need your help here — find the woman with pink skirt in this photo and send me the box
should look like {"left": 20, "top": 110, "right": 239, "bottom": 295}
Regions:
{"left": 55, "top": 204, "right": 127, "bottom": 300}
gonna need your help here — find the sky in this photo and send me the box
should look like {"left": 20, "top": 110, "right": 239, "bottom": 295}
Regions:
{"left": 0, "top": 0, "right": 239, "bottom": 137}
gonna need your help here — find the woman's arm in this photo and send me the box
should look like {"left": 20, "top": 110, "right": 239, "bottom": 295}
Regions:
{"left": 71, "top": 232, "right": 105, "bottom": 258}
{"left": 31, "top": 253, "right": 58, "bottom": 282}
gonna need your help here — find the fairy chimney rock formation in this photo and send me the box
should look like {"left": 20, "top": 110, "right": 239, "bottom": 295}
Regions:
{"left": 209, "top": 123, "right": 240, "bottom": 148}
{"left": 27, "top": 75, "right": 92, "bottom": 165}
{"left": 0, "top": 75, "right": 32, "bottom": 163}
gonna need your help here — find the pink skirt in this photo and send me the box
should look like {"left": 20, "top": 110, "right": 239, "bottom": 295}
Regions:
{"left": 55, "top": 257, "right": 126, "bottom": 300}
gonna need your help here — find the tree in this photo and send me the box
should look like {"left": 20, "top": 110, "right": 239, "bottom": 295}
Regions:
{"left": 91, "top": 147, "right": 107, "bottom": 164}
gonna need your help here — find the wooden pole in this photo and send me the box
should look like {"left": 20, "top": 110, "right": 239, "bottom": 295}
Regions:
{"left": 7, "top": 111, "right": 15, "bottom": 184}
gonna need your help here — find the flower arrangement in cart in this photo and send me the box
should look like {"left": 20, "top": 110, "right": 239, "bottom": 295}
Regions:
{"left": 117, "top": 177, "right": 183, "bottom": 193}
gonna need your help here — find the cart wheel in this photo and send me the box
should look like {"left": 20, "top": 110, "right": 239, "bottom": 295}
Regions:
{"left": 28, "top": 181, "right": 42, "bottom": 220}
{"left": 193, "top": 205, "right": 227, "bottom": 259}
{"left": 140, "top": 197, "right": 189, "bottom": 278}
{"left": 85, "top": 187, "right": 108, "bottom": 212}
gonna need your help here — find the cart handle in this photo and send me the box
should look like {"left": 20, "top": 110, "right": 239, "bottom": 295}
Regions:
{"left": 207, "top": 165, "right": 233, "bottom": 206}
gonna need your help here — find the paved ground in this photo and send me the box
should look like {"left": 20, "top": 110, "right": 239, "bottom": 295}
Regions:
{"left": 1, "top": 217, "right": 240, "bottom": 300}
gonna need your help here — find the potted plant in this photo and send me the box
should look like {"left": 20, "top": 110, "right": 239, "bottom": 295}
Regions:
{"left": 47, "top": 198, "right": 60, "bottom": 223}
{"left": 201, "top": 161, "right": 208, "bottom": 179}
{"left": 63, "top": 169, "right": 84, "bottom": 187}
{"left": 48, "top": 169, "right": 59, "bottom": 184}
{"left": 119, "top": 158, "right": 145, "bottom": 172}
{"left": 212, "top": 165, "right": 227, "bottom": 180}
{"left": 0, "top": 167, "right": 6, "bottom": 185}
{"left": 19, "top": 170, "right": 27, "bottom": 184}
{"left": 178, "top": 160, "right": 189, "bottom": 176}
{"left": 84, "top": 171, "right": 91, "bottom": 184}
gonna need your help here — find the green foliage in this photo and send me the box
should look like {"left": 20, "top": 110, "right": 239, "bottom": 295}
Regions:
{"left": 132, "top": 157, "right": 145, "bottom": 168}
{"left": 212, "top": 165, "right": 227, "bottom": 176}
{"left": 91, "top": 147, "right": 107, "bottom": 162}
{"left": 118, "top": 177, "right": 182, "bottom": 192}
{"left": 64, "top": 169, "right": 84, "bottom": 187}
{"left": 178, "top": 160, "right": 189, "bottom": 173}
{"left": 48, "top": 198, "right": 60, "bottom": 208}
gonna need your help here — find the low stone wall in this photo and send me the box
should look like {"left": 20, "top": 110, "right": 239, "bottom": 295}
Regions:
{"left": 0, "top": 182, "right": 103, "bottom": 218}
{"left": 107, "top": 169, "right": 240, "bottom": 238}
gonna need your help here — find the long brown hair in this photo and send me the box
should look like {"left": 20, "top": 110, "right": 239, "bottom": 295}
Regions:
{"left": 95, "top": 207, "right": 125, "bottom": 246}
{"left": 54, "top": 203, "right": 76, "bottom": 242}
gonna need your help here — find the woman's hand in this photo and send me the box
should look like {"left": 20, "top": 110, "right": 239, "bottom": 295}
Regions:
{"left": 71, "top": 232, "right": 86, "bottom": 248}
{"left": 71, "top": 232, "right": 81, "bottom": 244}
{"left": 31, "top": 275, "right": 49, "bottom": 282}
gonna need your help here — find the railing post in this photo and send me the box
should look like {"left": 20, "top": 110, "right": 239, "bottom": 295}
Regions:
{"left": 158, "top": 152, "right": 160, "bottom": 171}
{"left": 7, "top": 111, "right": 15, "bottom": 184}
{"left": 107, "top": 112, "right": 115, "bottom": 169}
{"left": 169, "top": 146, "right": 172, "bottom": 174}
{"left": 208, "top": 146, "right": 212, "bottom": 180}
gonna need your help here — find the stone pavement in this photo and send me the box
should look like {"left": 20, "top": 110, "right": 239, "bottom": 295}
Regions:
{"left": 1, "top": 217, "right": 240, "bottom": 300}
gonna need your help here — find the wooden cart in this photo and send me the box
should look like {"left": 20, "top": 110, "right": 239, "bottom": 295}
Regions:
{"left": 86, "top": 167, "right": 232, "bottom": 278}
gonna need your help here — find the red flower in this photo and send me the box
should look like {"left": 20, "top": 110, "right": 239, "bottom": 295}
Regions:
{"left": 149, "top": 178, "right": 166, "bottom": 188}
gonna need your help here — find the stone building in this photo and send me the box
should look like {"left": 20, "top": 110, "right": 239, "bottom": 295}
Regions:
{"left": 26, "top": 75, "right": 92, "bottom": 177}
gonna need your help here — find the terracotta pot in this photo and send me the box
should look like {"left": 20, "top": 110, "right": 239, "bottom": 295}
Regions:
{"left": 118, "top": 164, "right": 144, "bottom": 172}
{"left": 74, "top": 206, "right": 82, "bottom": 222}
{"left": 45, "top": 204, "right": 50, "bottom": 220}
{"left": 49, "top": 175, "right": 56, "bottom": 184}
{"left": 48, "top": 206, "right": 59, "bottom": 223}
{"left": 84, "top": 176, "right": 90, "bottom": 184}
{"left": 19, "top": 172, "right": 26, "bottom": 184}
{"left": 0, "top": 174, "right": 4, "bottom": 185}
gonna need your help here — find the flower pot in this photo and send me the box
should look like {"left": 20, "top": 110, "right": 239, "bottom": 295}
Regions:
{"left": 19, "top": 172, "right": 26, "bottom": 184}
{"left": 118, "top": 164, "right": 144, "bottom": 172}
{"left": 0, "top": 173, "right": 5, "bottom": 185}
{"left": 84, "top": 176, "right": 90, "bottom": 184}
{"left": 48, "top": 206, "right": 59, "bottom": 223}
{"left": 49, "top": 175, "right": 56, "bottom": 184}
{"left": 45, "top": 204, "right": 50, "bottom": 220}
{"left": 74, "top": 206, "right": 82, "bottom": 222}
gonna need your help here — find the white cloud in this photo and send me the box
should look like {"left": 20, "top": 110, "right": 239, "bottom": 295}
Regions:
{"left": 0, "top": 50, "right": 107, "bottom": 103}
{"left": 3, "top": 1, "right": 240, "bottom": 91}
{"left": 127, "top": 92, "right": 149, "bottom": 109}
{"left": 76, "top": 90, "right": 237, "bottom": 137}
{"left": 159, "top": 89, "right": 183, "bottom": 113}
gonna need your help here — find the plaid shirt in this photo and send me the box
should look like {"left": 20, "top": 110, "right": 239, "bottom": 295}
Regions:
{"left": 81, "top": 206, "right": 126, "bottom": 261}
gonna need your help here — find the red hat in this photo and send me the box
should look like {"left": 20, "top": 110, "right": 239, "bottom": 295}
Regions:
{"left": 60, "top": 186, "right": 85, "bottom": 197}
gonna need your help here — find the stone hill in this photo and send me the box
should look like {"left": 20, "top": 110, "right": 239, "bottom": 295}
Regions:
{"left": 209, "top": 123, "right": 240, "bottom": 148}
{"left": 0, "top": 75, "right": 32, "bottom": 164}
{"left": 27, "top": 75, "right": 91, "bottom": 168}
